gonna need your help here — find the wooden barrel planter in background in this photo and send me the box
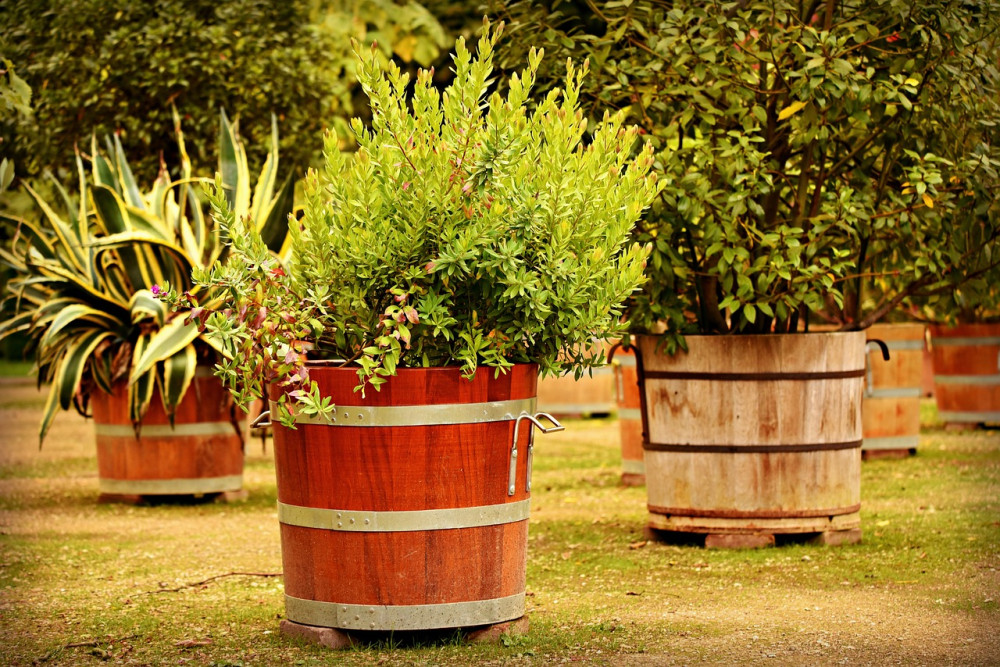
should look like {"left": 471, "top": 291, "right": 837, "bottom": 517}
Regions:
{"left": 929, "top": 323, "right": 1000, "bottom": 427}
{"left": 862, "top": 323, "right": 926, "bottom": 459}
{"left": 612, "top": 348, "right": 644, "bottom": 486}
{"left": 636, "top": 332, "right": 864, "bottom": 548}
{"left": 92, "top": 370, "right": 245, "bottom": 501}
{"left": 536, "top": 365, "right": 615, "bottom": 417}
{"left": 269, "top": 363, "right": 561, "bottom": 637}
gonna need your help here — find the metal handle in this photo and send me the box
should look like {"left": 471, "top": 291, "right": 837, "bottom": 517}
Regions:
{"left": 508, "top": 412, "right": 565, "bottom": 496}
{"left": 251, "top": 409, "right": 272, "bottom": 429}
{"left": 864, "top": 339, "right": 891, "bottom": 397}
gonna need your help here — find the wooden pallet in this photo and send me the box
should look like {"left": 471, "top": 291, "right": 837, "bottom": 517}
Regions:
{"left": 279, "top": 615, "right": 529, "bottom": 649}
{"left": 97, "top": 489, "right": 248, "bottom": 505}
{"left": 644, "top": 526, "right": 862, "bottom": 549}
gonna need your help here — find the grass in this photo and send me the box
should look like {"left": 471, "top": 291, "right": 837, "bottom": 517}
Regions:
{"left": 0, "top": 400, "right": 998, "bottom": 665}
{"left": 0, "top": 359, "right": 35, "bottom": 379}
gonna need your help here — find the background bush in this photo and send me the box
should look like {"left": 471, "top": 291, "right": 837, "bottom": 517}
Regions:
{"left": 0, "top": 0, "right": 456, "bottom": 182}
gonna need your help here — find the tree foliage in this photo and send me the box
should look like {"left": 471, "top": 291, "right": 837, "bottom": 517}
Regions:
{"left": 495, "top": 0, "right": 1000, "bottom": 347}
{"left": 0, "top": 0, "right": 451, "bottom": 182}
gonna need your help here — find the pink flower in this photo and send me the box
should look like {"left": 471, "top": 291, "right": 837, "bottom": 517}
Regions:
{"left": 150, "top": 284, "right": 163, "bottom": 297}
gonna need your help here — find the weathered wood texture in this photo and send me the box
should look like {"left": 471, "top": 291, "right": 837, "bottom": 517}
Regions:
{"left": 271, "top": 365, "right": 537, "bottom": 629}
{"left": 930, "top": 323, "right": 1000, "bottom": 425}
{"left": 536, "top": 366, "right": 615, "bottom": 416}
{"left": 91, "top": 375, "right": 244, "bottom": 496}
{"left": 862, "top": 323, "right": 925, "bottom": 458}
{"left": 613, "top": 348, "right": 644, "bottom": 485}
{"left": 636, "top": 332, "right": 864, "bottom": 535}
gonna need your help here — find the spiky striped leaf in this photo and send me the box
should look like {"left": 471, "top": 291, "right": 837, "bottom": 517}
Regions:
{"left": 40, "top": 304, "right": 123, "bottom": 350}
{"left": 129, "top": 289, "right": 167, "bottom": 326}
{"left": 129, "top": 332, "right": 156, "bottom": 424}
{"left": 54, "top": 329, "right": 115, "bottom": 411}
{"left": 129, "top": 316, "right": 200, "bottom": 385}
{"left": 160, "top": 344, "right": 197, "bottom": 423}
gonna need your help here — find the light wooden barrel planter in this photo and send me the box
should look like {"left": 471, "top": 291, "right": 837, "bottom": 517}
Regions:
{"left": 635, "top": 332, "right": 864, "bottom": 547}
{"left": 929, "top": 323, "right": 1000, "bottom": 426}
{"left": 91, "top": 371, "right": 245, "bottom": 500}
{"left": 536, "top": 366, "right": 615, "bottom": 416}
{"left": 862, "top": 323, "right": 926, "bottom": 459}
{"left": 612, "top": 348, "right": 644, "bottom": 486}
{"left": 269, "top": 363, "right": 562, "bottom": 636}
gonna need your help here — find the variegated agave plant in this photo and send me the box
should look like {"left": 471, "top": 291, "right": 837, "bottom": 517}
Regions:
{"left": 0, "top": 110, "right": 293, "bottom": 443}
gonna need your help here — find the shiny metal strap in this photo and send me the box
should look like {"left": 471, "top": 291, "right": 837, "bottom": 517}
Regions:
{"left": 95, "top": 422, "right": 243, "bottom": 438}
{"left": 881, "top": 339, "right": 925, "bottom": 351}
{"left": 931, "top": 336, "right": 1000, "bottom": 347}
{"left": 98, "top": 474, "right": 243, "bottom": 495}
{"left": 621, "top": 459, "right": 646, "bottom": 475}
{"left": 865, "top": 387, "right": 922, "bottom": 399}
{"left": 269, "top": 397, "right": 536, "bottom": 427}
{"left": 618, "top": 407, "right": 642, "bottom": 421}
{"left": 278, "top": 499, "right": 530, "bottom": 532}
{"left": 933, "top": 374, "right": 1000, "bottom": 385}
{"left": 862, "top": 435, "right": 919, "bottom": 451}
{"left": 938, "top": 410, "right": 1000, "bottom": 423}
{"left": 284, "top": 592, "right": 525, "bottom": 631}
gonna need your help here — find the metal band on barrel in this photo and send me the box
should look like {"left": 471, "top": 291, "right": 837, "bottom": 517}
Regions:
{"left": 862, "top": 435, "right": 919, "bottom": 451}
{"left": 931, "top": 336, "right": 1000, "bottom": 347}
{"left": 284, "top": 592, "right": 525, "bottom": 631}
{"left": 98, "top": 475, "right": 243, "bottom": 495}
{"left": 865, "top": 387, "right": 922, "bottom": 399}
{"left": 621, "top": 459, "right": 646, "bottom": 475}
{"left": 643, "top": 439, "right": 862, "bottom": 453}
{"left": 95, "top": 422, "right": 243, "bottom": 437}
{"left": 880, "top": 339, "right": 926, "bottom": 351}
{"left": 278, "top": 499, "right": 530, "bottom": 532}
{"left": 642, "top": 369, "right": 864, "bottom": 381}
{"left": 938, "top": 410, "right": 1000, "bottom": 422}
{"left": 933, "top": 374, "right": 1000, "bottom": 386}
{"left": 269, "top": 397, "right": 536, "bottom": 427}
{"left": 647, "top": 503, "right": 861, "bottom": 520}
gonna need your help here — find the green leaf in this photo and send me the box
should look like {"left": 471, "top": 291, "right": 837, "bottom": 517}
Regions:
{"left": 129, "top": 316, "right": 201, "bottom": 384}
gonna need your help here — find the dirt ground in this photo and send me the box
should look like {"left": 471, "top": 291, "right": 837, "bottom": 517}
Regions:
{"left": 1, "top": 377, "right": 998, "bottom": 665}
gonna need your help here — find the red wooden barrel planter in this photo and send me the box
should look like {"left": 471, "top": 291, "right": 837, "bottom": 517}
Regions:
{"left": 929, "top": 323, "right": 1000, "bottom": 426}
{"left": 612, "top": 348, "right": 644, "bottom": 486}
{"left": 635, "top": 332, "right": 863, "bottom": 543}
{"left": 862, "top": 323, "right": 926, "bottom": 459}
{"left": 92, "top": 370, "right": 245, "bottom": 498}
{"left": 269, "top": 363, "right": 562, "bottom": 632}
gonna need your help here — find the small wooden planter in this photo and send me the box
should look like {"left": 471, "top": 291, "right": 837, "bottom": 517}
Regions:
{"left": 536, "top": 366, "right": 615, "bottom": 416}
{"left": 612, "top": 348, "right": 644, "bottom": 486}
{"left": 268, "top": 363, "right": 561, "bottom": 639}
{"left": 862, "top": 323, "right": 926, "bottom": 459}
{"left": 635, "top": 332, "right": 863, "bottom": 547}
{"left": 929, "top": 323, "right": 1000, "bottom": 427}
{"left": 92, "top": 371, "right": 245, "bottom": 501}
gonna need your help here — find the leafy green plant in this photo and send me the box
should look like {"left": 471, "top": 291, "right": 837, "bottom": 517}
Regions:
{"left": 167, "top": 20, "right": 662, "bottom": 424}
{"left": 495, "top": 0, "right": 1000, "bottom": 351}
{"left": 0, "top": 111, "right": 292, "bottom": 442}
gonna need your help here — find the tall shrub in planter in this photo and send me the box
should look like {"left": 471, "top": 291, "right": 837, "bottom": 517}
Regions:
{"left": 169, "top": 21, "right": 660, "bottom": 637}
{"left": 496, "top": 0, "right": 1000, "bottom": 545}
{"left": 0, "top": 112, "right": 292, "bottom": 500}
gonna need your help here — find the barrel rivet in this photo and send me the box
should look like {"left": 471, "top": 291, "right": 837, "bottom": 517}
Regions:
{"left": 364, "top": 518, "right": 370, "bottom": 525}
{"left": 370, "top": 622, "right": 375, "bottom": 628}
{"left": 337, "top": 512, "right": 342, "bottom": 518}
{"left": 337, "top": 522, "right": 343, "bottom": 527}
{"left": 350, "top": 518, "right": 355, "bottom": 524}
{"left": 342, "top": 607, "right": 348, "bottom": 613}
{"left": 354, "top": 615, "right": 360, "bottom": 621}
